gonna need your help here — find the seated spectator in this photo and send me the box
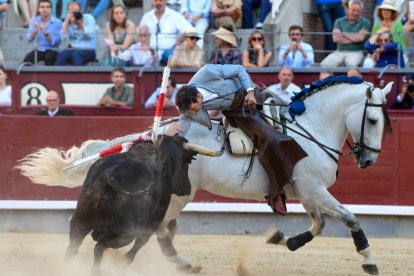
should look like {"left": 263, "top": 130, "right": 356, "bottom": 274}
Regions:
{"left": 319, "top": 70, "right": 334, "bottom": 80}
{"left": 55, "top": 1, "right": 97, "bottom": 66}
{"left": 145, "top": 76, "right": 178, "bottom": 108}
{"left": 101, "top": 4, "right": 136, "bottom": 66}
{"left": 243, "top": 30, "right": 272, "bottom": 68}
{"left": 0, "top": 66, "right": 11, "bottom": 106}
{"left": 24, "top": 0, "right": 62, "bottom": 66}
{"left": 321, "top": 0, "right": 371, "bottom": 68}
{"left": 98, "top": 67, "right": 133, "bottom": 107}
{"left": 390, "top": 83, "right": 414, "bottom": 109}
{"left": 139, "top": 0, "right": 192, "bottom": 65}
{"left": 116, "top": 25, "right": 156, "bottom": 66}
{"left": 170, "top": 27, "right": 204, "bottom": 68}
{"left": 210, "top": 0, "right": 242, "bottom": 31}
{"left": 242, "top": 0, "right": 271, "bottom": 29}
{"left": 372, "top": 0, "right": 405, "bottom": 48}
{"left": 267, "top": 66, "right": 301, "bottom": 103}
{"left": 180, "top": 0, "right": 211, "bottom": 47}
{"left": 347, "top": 67, "right": 362, "bottom": 77}
{"left": 314, "top": 0, "right": 345, "bottom": 51}
{"left": 278, "top": 25, "right": 314, "bottom": 68}
{"left": 19, "top": 0, "right": 37, "bottom": 27}
{"left": 37, "top": 90, "right": 75, "bottom": 116}
{"left": 208, "top": 27, "right": 241, "bottom": 65}
{"left": 364, "top": 31, "right": 405, "bottom": 68}
{"left": 59, "top": 0, "right": 111, "bottom": 21}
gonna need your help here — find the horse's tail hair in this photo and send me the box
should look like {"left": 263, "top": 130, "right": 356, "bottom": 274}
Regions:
{"left": 16, "top": 133, "right": 144, "bottom": 187}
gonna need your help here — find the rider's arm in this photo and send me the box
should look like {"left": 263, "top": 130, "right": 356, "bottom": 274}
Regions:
{"left": 201, "top": 64, "right": 255, "bottom": 92}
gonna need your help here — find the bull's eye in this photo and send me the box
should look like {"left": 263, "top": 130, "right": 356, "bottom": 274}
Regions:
{"left": 368, "top": 118, "right": 378, "bottom": 125}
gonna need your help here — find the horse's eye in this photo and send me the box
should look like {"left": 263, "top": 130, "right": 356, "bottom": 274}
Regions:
{"left": 368, "top": 118, "right": 378, "bottom": 125}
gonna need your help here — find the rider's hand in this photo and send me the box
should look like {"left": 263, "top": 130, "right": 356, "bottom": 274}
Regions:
{"left": 165, "top": 122, "right": 183, "bottom": 136}
{"left": 245, "top": 90, "right": 257, "bottom": 108}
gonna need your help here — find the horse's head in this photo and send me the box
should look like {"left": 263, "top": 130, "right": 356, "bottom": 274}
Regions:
{"left": 345, "top": 82, "right": 393, "bottom": 168}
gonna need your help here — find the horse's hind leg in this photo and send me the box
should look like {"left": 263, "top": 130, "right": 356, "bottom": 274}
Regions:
{"left": 156, "top": 221, "right": 202, "bottom": 273}
{"left": 312, "top": 190, "right": 379, "bottom": 275}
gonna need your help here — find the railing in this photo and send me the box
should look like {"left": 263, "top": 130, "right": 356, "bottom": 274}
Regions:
{"left": 3, "top": 29, "right": 414, "bottom": 69}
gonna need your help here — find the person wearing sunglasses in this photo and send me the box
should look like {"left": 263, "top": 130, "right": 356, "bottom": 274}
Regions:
{"left": 278, "top": 25, "right": 314, "bottom": 68}
{"left": 364, "top": 31, "right": 404, "bottom": 68}
{"left": 170, "top": 26, "right": 204, "bottom": 68}
{"left": 242, "top": 30, "right": 272, "bottom": 68}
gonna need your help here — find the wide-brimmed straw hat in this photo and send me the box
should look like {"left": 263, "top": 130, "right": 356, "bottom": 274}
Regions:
{"left": 212, "top": 27, "right": 238, "bottom": 47}
{"left": 185, "top": 26, "right": 202, "bottom": 39}
{"left": 378, "top": 0, "right": 397, "bottom": 11}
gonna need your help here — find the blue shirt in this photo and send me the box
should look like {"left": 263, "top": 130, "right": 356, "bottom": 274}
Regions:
{"left": 315, "top": 0, "right": 343, "bottom": 4}
{"left": 26, "top": 16, "right": 62, "bottom": 51}
{"left": 62, "top": 13, "right": 97, "bottom": 49}
{"left": 180, "top": 0, "right": 212, "bottom": 18}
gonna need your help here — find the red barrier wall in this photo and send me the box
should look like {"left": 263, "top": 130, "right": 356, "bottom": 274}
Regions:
{"left": 1, "top": 114, "right": 413, "bottom": 205}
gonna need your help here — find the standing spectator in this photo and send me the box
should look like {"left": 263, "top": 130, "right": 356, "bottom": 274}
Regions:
{"left": 24, "top": 0, "right": 62, "bottom": 65}
{"left": 144, "top": 76, "right": 178, "bottom": 108}
{"left": 55, "top": 1, "right": 97, "bottom": 65}
{"left": 98, "top": 67, "right": 133, "bottom": 107}
{"left": 116, "top": 25, "right": 156, "bottom": 66}
{"left": 314, "top": 0, "right": 346, "bottom": 51}
{"left": 372, "top": 0, "right": 405, "bottom": 49}
{"left": 180, "top": 0, "right": 211, "bottom": 47}
{"left": 140, "top": 0, "right": 192, "bottom": 65}
{"left": 208, "top": 27, "right": 241, "bottom": 65}
{"left": 278, "top": 25, "right": 314, "bottom": 68}
{"left": 365, "top": 31, "right": 405, "bottom": 68}
{"left": 37, "top": 90, "right": 75, "bottom": 116}
{"left": 243, "top": 30, "right": 272, "bottom": 68}
{"left": 101, "top": 4, "right": 135, "bottom": 66}
{"left": 170, "top": 27, "right": 204, "bottom": 68}
{"left": 320, "top": 0, "right": 370, "bottom": 68}
{"left": 19, "top": 0, "right": 37, "bottom": 28}
{"left": 242, "top": 0, "right": 271, "bottom": 29}
{"left": 390, "top": 82, "right": 414, "bottom": 109}
{"left": 0, "top": 66, "right": 11, "bottom": 106}
{"left": 210, "top": 0, "right": 242, "bottom": 31}
{"left": 267, "top": 66, "right": 301, "bottom": 103}
{"left": 0, "top": 0, "right": 8, "bottom": 65}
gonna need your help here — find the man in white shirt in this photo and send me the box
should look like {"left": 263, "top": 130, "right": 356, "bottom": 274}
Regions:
{"left": 267, "top": 66, "right": 301, "bottom": 103}
{"left": 278, "top": 25, "right": 314, "bottom": 68}
{"left": 140, "top": 0, "right": 192, "bottom": 64}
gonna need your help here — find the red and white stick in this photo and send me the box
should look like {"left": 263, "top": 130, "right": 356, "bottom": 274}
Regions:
{"left": 151, "top": 57, "right": 171, "bottom": 142}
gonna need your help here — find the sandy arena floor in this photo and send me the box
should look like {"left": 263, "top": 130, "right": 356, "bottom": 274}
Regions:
{"left": 1, "top": 232, "right": 413, "bottom": 276}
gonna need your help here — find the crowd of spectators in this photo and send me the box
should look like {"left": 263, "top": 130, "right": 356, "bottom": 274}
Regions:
{"left": 1, "top": 0, "right": 414, "bottom": 110}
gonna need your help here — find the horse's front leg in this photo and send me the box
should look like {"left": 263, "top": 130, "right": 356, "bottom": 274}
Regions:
{"left": 312, "top": 189, "right": 379, "bottom": 275}
{"left": 266, "top": 203, "right": 325, "bottom": 251}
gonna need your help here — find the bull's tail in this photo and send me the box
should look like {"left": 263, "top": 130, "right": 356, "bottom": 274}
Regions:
{"left": 16, "top": 133, "right": 144, "bottom": 187}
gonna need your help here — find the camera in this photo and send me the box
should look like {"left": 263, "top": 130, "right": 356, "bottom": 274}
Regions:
{"left": 72, "top": 11, "right": 83, "bottom": 21}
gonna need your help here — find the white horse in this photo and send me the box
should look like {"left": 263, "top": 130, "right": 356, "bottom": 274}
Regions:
{"left": 18, "top": 81, "right": 393, "bottom": 275}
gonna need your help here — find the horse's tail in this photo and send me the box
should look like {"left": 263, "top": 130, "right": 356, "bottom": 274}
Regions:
{"left": 16, "top": 132, "right": 145, "bottom": 187}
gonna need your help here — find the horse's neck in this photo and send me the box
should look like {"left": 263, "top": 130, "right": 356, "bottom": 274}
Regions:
{"left": 293, "top": 84, "right": 366, "bottom": 150}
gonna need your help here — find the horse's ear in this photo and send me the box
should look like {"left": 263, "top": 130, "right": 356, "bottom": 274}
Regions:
{"left": 381, "top": 82, "right": 393, "bottom": 97}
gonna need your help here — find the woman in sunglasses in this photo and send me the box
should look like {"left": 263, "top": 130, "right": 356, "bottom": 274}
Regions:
{"left": 242, "top": 30, "right": 272, "bottom": 68}
{"left": 364, "top": 31, "right": 405, "bottom": 68}
{"left": 170, "top": 27, "right": 204, "bottom": 68}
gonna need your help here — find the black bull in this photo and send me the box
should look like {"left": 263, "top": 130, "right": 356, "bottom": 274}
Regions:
{"left": 66, "top": 135, "right": 197, "bottom": 272}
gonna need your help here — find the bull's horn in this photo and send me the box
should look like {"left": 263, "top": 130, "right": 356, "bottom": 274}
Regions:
{"left": 183, "top": 143, "right": 223, "bottom": 157}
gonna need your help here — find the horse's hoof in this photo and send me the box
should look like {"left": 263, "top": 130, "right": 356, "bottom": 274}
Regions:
{"left": 265, "top": 225, "right": 284, "bottom": 244}
{"left": 362, "top": 263, "right": 379, "bottom": 275}
{"left": 176, "top": 263, "right": 202, "bottom": 273}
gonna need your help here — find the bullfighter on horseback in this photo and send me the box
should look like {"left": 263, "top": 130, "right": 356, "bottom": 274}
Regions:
{"left": 166, "top": 64, "right": 307, "bottom": 215}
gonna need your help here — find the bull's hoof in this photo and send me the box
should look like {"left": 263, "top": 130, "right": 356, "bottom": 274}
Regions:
{"left": 265, "top": 225, "right": 284, "bottom": 245}
{"left": 362, "top": 263, "right": 379, "bottom": 275}
{"left": 176, "top": 263, "right": 202, "bottom": 273}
